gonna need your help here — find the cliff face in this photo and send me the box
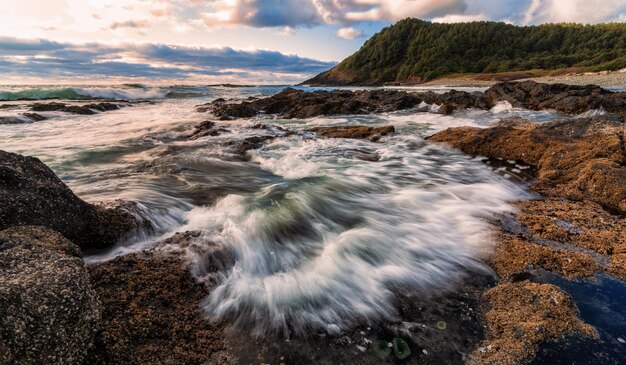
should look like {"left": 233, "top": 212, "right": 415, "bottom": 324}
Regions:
{"left": 302, "top": 18, "right": 626, "bottom": 86}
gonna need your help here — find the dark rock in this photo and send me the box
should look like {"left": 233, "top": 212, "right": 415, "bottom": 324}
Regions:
{"left": 22, "top": 112, "right": 47, "bottom": 121}
{"left": 31, "top": 102, "right": 67, "bottom": 112}
{"left": 83, "top": 102, "right": 120, "bottom": 112}
{"left": 227, "top": 135, "right": 277, "bottom": 158}
{"left": 0, "top": 150, "right": 137, "bottom": 251}
{"left": 0, "top": 116, "right": 28, "bottom": 125}
{"left": 197, "top": 81, "right": 625, "bottom": 120}
{"left": 0, "top": 226, "right": 101, "bottom": 364}
{"left": 484, "top": 81, "right": 626, "bottom": 115}
{"left": 60, "top": 105, "right": 96, "bottom": 115}
{"left": 189, "top": 120, "right": 228, "bottom": 140}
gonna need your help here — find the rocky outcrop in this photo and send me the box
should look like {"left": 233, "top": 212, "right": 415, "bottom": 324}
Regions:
{"left": 427, "top": 117, "right": 626, "bottom": 214}
{"left": 0, "top": 150, "right": 137, "bottom": 251}
{"left": 0, "top": 226, "right": 101, "bottom": 364}
{"left": 197, "top": 81, "right": 625, "bottom": 119}
{"left": 30, "top": 102, "right": 123, "bottom": 115}
{"left": 484, "top": 81, "right": 626, "bottom": 115}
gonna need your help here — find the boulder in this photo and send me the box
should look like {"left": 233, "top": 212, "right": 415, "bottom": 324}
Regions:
{"left": 0, "top": 150, "right": 137, "bottom": 251}
{"left": 307, "top": 125, "right": 395, "bottom": 141}
{"left": 0, "top": 226, "right": 101, "bottom": 364}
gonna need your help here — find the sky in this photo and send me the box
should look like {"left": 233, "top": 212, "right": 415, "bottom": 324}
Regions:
{"left": 1, "top": 0, "right": 625, "bottom": 85}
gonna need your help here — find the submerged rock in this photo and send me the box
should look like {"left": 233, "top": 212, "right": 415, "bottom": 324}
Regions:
{"left": 427, "top": 117, "right": 626, "bottom": 214}
{"left": 469, "top": 281, "right": 597, "bottom": 365}
{"left": 307, "top": 125, "right": 395, "bottom": 141}
{"left": 0, "top": 226, "right": 101, "bottom": 364}
{"left": 0, "top": 150, "right": 137, "bottom": 251}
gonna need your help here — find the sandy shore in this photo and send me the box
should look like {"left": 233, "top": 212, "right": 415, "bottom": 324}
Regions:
{"left": 423, "top": 72, "right": 626, "bottom": 88}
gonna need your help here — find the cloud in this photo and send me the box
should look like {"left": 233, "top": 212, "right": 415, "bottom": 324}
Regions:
{"left": 336, "top": 27, "right": 365, "bottom": 40}
{"left": 277, "top": 26, "right": 296, "bottom": 36}
{"left": 0, "top": 37, "right": 336, "bottom": 83}
{"left": 109, "top": 20, "right": 151, "bottom": 30}
{"left": 431, "top": 13, "right": 487, "bottom": 23}
{"left": 521, "top": 0, "right": 626, "bottom": 25}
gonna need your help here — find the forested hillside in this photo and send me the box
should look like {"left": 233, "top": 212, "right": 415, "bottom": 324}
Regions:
{"left": 303, "top": 19, "right": 626, "bottom": 85}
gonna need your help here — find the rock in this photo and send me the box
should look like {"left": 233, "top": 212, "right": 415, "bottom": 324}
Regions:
{"left": 30, "top": 102, "right": 123, "bottom": 115}
{"left": 427, "top": 117, "right": 626, "bottom": 214}
{"left": 189, "top": 120, "right": 229, "bottom": 140}
{"left": 0, "top": 116, "right": 28, "bottom": 125}
{"left": 0, "top": 150, "right": 137, "bottom": 251}
{"left": 484, "top": 81, "right": 626, "bottom": 115}
{"left": 0, "top": 226, "right": 101, "bottom": 364}
{"left": 86, "top": 236, "right": 234, "bottom": 364}
{"left": 197, "top": 81, "right": 625, "bottom": 119}
{"left": 226, "top": 135, "right": 277, "bottom": 159}
{"left": 468, "top": 281, "right": 597, "bottom": 365}
{"left": 31, "top": 102, "right": 67, "bottom": 112}
{"left": 60, "top": 105, "right": 96, "bottom": 115}
{"left": 22, "top": 112, "right": 47, "bottom": 121}
{"left": 307, "top": 125, "right": 395, "bottom": 140}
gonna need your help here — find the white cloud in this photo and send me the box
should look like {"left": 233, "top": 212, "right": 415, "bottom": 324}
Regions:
{"left": 336, "top": 27, "right": 365, "bottom": 40}
{"left": 522, "top": 0, "right": 626, "bottom": 24}
{"left": 277, "top": 26, "right": 296, "bottom": 36}
{"left": 431, "top": 13, "right": 487, "bottom": 23}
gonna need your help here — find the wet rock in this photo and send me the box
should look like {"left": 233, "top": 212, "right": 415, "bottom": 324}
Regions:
{"left": 308, "top": 125, "right": 395, "bottom": 141}
{"left": 30, "top": 102, "right": 123, "bottom": 115}
{"left": 86, "top": 247, "right": 232, "bottom": 364}
{"left": 484, "top": 81, "right": 626, "bottom": 116}
{"left": 0, "top": 226, "right": 101, "bottom": 364}
{"left": 226, "top": 135, "right": 277, "bottom": 158}
{"left": 83, "top": 102, "right": 120, "bottom": 112}
{"left": 468, "top": 281, "right": 597, "bottom": 365}
{"left": 0, "top": 116, "right": 28, "bottom": 125}
{"left": 197, "top": 81, "right": 625, "bottom": 120}
{"left": 427, "top": 117, "right": 626, "bottom": 214}
{"left": 22, "top": 112, "right": 47, "bottom": 121}
{"left": 60, "top": 105, "right": 97, "bottom": 115}
{"left": 189, "top": 120, "right": 230, "bottom": 140}
{"left": 0, "top": 150, "right": 137, "bottom": 251}
{"left": 31, "top": 101, "right": 67, "bottom": 112}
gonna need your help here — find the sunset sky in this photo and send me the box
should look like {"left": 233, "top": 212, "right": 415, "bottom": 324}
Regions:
{"left": 1, "top": 0, "right": 625, "bottom": 84}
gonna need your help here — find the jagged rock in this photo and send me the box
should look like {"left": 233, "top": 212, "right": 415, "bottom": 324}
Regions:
{"left": 0, "top": 150, "right": 137, "bottom": 251}
{"left": 427, "top": 117, "right": 626, "bottom": 214}
{"left": 484, "top": 81, "right": 626, "bottom": 115}
{"left": 197, "top": 81, "right": 625, "bottom": 119}
{"left": 0, "top": 226, "right": 101, "bottom": 364}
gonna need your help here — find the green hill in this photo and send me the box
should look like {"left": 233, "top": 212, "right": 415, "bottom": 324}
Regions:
{"left": 303, "top": 19, "right": 626, "bottom": 85}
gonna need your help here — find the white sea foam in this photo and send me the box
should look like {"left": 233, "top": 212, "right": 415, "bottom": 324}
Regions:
{"left": 180, "top": 134, "right": 526, "bottom": 335}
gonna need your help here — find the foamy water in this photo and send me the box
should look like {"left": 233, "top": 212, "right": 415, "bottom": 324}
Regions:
{"left": 0, "top": 84, "right": 565, "bottom": 335}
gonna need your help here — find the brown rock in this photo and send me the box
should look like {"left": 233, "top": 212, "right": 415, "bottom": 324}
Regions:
{"left": 469, "top": 281, "right": 597, "bottom": 365}
{"left": 307, "top": 125, "right": 395, "bottom": 140}
{"left": 427, "top": 118, "right": 626, "bottom": 214}
{"left": 0, "top": 226, "right": 101, "bottom": 364}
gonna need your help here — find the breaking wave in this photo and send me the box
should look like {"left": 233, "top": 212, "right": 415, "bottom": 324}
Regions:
{"left": 180, "top": 135, "right": 526, "bottom": 336}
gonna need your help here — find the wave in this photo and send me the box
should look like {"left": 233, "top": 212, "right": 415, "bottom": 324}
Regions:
{"left": 179, "top": 135, "right": 526, "bottom": 336}
{"left": 0, "top": 87, "right": 167, "bottom": 101}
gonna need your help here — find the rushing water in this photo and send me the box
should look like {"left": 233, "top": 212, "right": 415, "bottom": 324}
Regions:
{"left": 1, "top": 84, "right": 569, "bottom": 335}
